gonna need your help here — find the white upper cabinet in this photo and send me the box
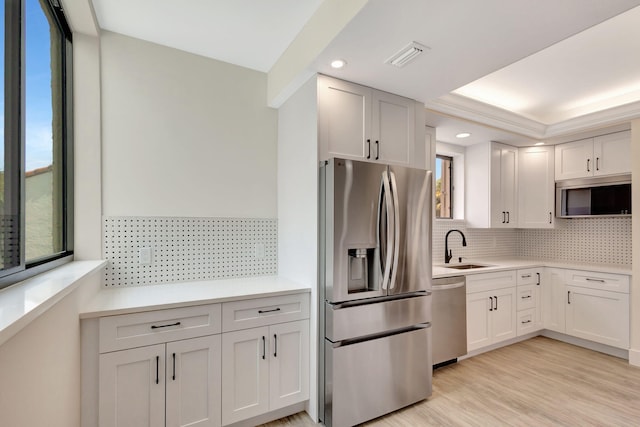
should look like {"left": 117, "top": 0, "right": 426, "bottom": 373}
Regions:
{"left": 466, "top": 141, "right": 518, "bottom": 228}
{"left": 318, "top": 75, "right": 426, "bottom": 168}
{"left": 555, "top": 130, "right": 630, "bottom": 180}
{"left": 518, "top": 146, "right": 554, "bottom": 228}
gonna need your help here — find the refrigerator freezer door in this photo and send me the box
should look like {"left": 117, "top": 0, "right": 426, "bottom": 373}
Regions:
{"left": 324, "top": 326, "right": 432, "bottom": 427}
{"left": 388, "top": 166, "right": 432, "bottom": 295}
{"left": 325, "top": 159, "right": 389, "bottom": 303}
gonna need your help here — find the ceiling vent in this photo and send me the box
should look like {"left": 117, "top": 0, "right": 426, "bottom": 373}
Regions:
{"left": 385, "top": 42, "right": 429, "bottom": 68}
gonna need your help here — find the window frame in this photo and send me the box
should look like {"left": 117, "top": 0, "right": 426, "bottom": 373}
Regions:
{"left": 435, "top": 154, "right": 453, "bottom": 219}
{"left": 0, "top": 0, "right": 74, "bottom": 289}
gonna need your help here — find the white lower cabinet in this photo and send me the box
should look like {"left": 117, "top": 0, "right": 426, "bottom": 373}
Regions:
{"left": 221, "top": 319, "right": 309, "bottom": 425}
{"left": 516, "top": 268, "right": 543, "bottom": 336}
{"left": 542, "top": 268, "right": 630, "bottom": 349}
{"left": 466, "top": 270, "right": 517, "bottom": 352}
{"left": 99, "top": 335, "right": 221, "bottom": 427}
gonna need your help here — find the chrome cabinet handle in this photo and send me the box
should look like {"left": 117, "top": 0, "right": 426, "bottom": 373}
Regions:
{"left": 489, "top": 296, "right": 493, "bottom": 311}
{"left": 586, "top": 277, "right": 605, "bottom": 283}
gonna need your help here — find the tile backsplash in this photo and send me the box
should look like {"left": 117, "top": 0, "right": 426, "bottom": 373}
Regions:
{"left": 103, "top": 216, "right": 277, "bottom": 287}
{"left": 433, "top": 217, "right": 631, "bottom": 266}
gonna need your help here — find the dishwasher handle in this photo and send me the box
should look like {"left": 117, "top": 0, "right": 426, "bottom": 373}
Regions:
{"left": 432, "top": 281, "right": 465, "bottom": 291}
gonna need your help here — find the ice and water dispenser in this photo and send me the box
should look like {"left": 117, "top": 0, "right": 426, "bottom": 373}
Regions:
{"left": 347, "top": 248, "right": 376, "bottom": 293}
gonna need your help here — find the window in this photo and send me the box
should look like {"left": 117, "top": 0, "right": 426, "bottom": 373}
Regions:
{"left": 435, "top": 154, "right": 453, "bottom": 219}
{"left": 1, "top": 0, "right": 73, "bottom": 288}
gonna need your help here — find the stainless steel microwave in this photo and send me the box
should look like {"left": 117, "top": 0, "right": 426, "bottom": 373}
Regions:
{"left": 556, "top": 175, "right": 631, "bottom": 218}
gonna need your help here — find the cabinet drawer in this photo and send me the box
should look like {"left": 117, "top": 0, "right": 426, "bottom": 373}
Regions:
{"left": 516, "top": 285, "right": 536, "bottom": 311}
{"left": 565, "top": 270, "right": 629, "bottom": 293}
{"left": 466, "top": 270, "right": 516, "bottom": 294}
{"left": 516, "top": 268, "right": 541, "bottom": 286}
{"left": 517, "top": 309, "right": 538, "bottom": 336}
{"left": 99, "top": 304, "right": 221, "bottom": 353}
{"left": 222, "top": 293, "right": 310, "bottom": 332}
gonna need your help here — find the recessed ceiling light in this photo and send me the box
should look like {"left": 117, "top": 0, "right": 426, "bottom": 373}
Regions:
{"left": 456, "top": 132, "right": 471, "bottom": 139}
{"left": 535, "top": 142, "right": 545, "bottom": 146}
{"left": 331, "top": 59, "right": 347, "bottom": 69}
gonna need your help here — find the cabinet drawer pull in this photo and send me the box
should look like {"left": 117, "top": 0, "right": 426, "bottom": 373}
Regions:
{"left": 258, "top": 308, "right": 281, "bottom": 314}
{"left": 521, "top": 320, "right": 531, "bottom": 324}
{"left": 262, "top": 336, "right": 266, "bottom": 360}
{"left": 521, "top": 295, "right": 531, "bottom": 299}
{"left": 155, "top": 356, "right": 159, "bottom": 385}
{"left": 274, "top": 334, "right": 278, "bottom": 358}
{"left": 367, "top": 139, "right": 371, "bottom": 159}
{"left": 521, "top": 274, "right": 531, "bottom": 278}
{"left": 151, "top": 321, "right": 181, "bottom": 330}
{"left": 585, "top": 278, "right": 605, "bottom": 283}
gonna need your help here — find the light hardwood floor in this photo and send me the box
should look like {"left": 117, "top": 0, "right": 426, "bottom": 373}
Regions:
{"left": 260, "top": 336, "right": 640, "bottom": 426}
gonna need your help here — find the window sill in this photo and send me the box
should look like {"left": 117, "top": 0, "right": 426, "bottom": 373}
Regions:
{"left": 0, "top": 260, "right": 106, "bottom": 347}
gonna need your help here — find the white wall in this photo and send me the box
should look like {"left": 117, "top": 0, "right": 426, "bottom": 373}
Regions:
{"left": 100, "top": 31, "right": 278, "bottom": 218}
{"left": 277, "top": 75, "right": 319, "bottom": 420}
{"left": 630, "top": 118, "right": 640, "bottom": 367}
{"left": 0, "top": 273, "right": 101, "bottom": 427}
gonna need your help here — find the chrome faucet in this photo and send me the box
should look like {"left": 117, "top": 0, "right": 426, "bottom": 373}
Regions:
{"left": 444, "top": 229, "right": 467, "bottom": 263}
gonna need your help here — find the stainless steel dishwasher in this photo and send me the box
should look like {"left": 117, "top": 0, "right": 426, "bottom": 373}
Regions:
{"left": 432, "top": 276, "right": 467, "bottom": 366}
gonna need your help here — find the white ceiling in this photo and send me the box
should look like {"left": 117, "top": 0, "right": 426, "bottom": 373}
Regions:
{"left": 90, "top": 0, "right": 323, "bottom": 72}
{"left": 89, "top": 0, "right": 640, "bottom": 145}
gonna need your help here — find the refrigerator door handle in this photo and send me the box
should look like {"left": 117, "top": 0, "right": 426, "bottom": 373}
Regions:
{"left": 378, "top": 171, "right": 394, "bottom": 290}
{"left": 388, "top": 171, "right": 400, "bottom": 289}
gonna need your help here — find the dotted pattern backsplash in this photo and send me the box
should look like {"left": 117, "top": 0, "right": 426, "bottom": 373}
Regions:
{"left": 103, "top": 217, "right": 277, "bottom": 287}
{"left": 433, "top": 220, "right": 519, "bottom": 264}
{"left": 518, "top": 217, "right": 631, "bottom": 266}
{"left": 433, "top": 217, "right": 631, "bottom": 266}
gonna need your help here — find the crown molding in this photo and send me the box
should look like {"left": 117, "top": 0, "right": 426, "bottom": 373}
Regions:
{"left": 426, "top": 93, "right": 640, "bottom": 141}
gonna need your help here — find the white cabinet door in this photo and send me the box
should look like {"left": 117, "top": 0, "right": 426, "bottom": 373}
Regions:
{"left": 166, "top": 336, "right": 222, "bottom": 427}
{"left": 466, "top": 291, "right": 492, "bottom": 351}
{"left": 269, "top": 320, "right": 310, "bottom": 411}
{"left": 99, "top": 344, "right": 166, "bottom": 427}
{"left": 542, "top": 268, "right": 566, "bottom": 333}
{"left": 221, "top": 327, "right": 269, "bottom": 425}
{"left": 518, "top": 146, "right": 554, "bottom": 228}
{"left": 318, "top": 76, "right": 371, "bottom": 161}
{"left": 555, "top": 138, "right": 592, "bottom": 180}
{"left": 370, "top": 90, "right": 414, "bottom": 166}
{"left": 491, "top": 287, "right": 517, "bottom": 344}
{"left": 566, "top": 286, "right": 629, "bottom": 349}
{"left": 489, "top": 143, "right": 517, "bottom": 228}
{"left": 593, "top": 130, "right": 631, "bottom": 177}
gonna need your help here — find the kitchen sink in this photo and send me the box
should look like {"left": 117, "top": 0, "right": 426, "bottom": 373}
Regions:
{"left": 441, "top": 263, "right": 494, "bottom": 270}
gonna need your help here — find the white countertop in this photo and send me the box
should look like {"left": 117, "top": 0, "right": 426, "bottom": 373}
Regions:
{"left": 433, "top": 257, "right": 631, "bottom": 279}
{"left": 81, "top": 275, "right": 311, "bottom": 319}
{"left": 0, "top": 260, "right": 107, "bottom": 346}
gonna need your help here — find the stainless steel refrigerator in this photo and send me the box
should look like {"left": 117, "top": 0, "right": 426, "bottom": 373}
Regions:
{"left": 319, "top": 158, "right": 432, "bottom": 427}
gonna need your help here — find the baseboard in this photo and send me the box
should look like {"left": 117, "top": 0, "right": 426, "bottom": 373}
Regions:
{"left": 541, "top": 330, "right": 628, "bottom": 360}
{"left": 629, "top": 348, "right": 640, "bottom": 367}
